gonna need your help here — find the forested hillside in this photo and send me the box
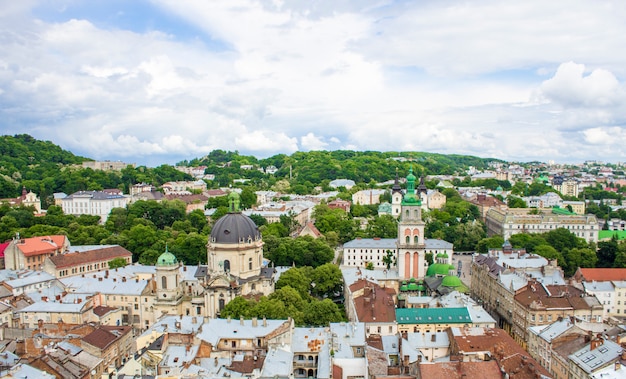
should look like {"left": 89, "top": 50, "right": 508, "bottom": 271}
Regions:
{"left": 0, "top": 134, "right": 502, "bottom": 203}
{"left": 0, "top": 135, "right": 192, "bottom": 204}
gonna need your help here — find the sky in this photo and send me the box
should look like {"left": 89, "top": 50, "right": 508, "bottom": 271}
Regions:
{"left": 1, "top": 1, "right": 626, "bottom": 167}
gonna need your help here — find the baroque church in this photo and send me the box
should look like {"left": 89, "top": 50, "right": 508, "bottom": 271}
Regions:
{"left": 154, "top": 192, "right": 274, "bottom": 319}
{"left": 343, "top": 168, "right": 454, "bottom": 279}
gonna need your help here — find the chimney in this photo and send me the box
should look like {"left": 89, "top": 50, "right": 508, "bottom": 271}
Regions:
{"left": 227, "top": 316, "right": 231, "bottom": 323}
{"left": 240, "top": 316, "right": 245, "bottom": 325}
{"left": 252, "top": 317, "right": 258, "bottom": 327}
{"left": 616, "top": 362, "right": 621, "bottom": 371}
{"left": 590, "top": 337, "right": 603, "bottom": 351}
{"left": 263, "top": 316, "right": 267, "bottom": 327}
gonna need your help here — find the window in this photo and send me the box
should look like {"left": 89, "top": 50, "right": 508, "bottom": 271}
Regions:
{"left": 161, "top": 276, "right": 167, "bottom": 289}
{"left": 249, "top": 257, "right": 252, "bottom": 270}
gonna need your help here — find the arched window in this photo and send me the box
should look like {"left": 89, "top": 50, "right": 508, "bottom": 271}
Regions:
{"left": 405, "top": 236, "right": 410, "bottom": 244}
{"left": 219, "top": 298, "right": 225, "bottom": 310}
{"left": 161, "top": 276, "right": 167, "bottom": 289}
{"left": 249, "top": 257, "right": 253, "bottom": 270}
{"left": 224, "top": 260, "right": 230, "bottom": 272}
{"left": 414, "top": 236, "right": 419, "bottom": 244}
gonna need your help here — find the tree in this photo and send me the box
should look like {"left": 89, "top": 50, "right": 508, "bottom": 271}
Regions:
{"left": 544, "top": 228, "right": 585, "bottom": 252}
{"left": 597, "top": 237, "right": 619, "bottom": 268}
{"left": 476, "top": 236, "right": 505, "bottom": 254}
{"left": 367, "top": 215, "right": 397, "bottom": 238}
{"left": 310, "top": 264, "right": 343, "bottom": 299}
{"left": 275, "top": 267, "right": 311, "bottom": 299}
{"left": 533, "top": 245, "right": 564, "bottom": 266}
{"left": 302, "top": 299, "right": 345, "bottom": 326}
{"left": 382, "top": 250, "right": 396, "bottom": 270}
{"left": 108, "top": 257, "right": 128, "bottom": 269}
{"left": 220, "top": 297, "right": 253, "bottom": 319}
{"left": 249, "top": 214, "right": 267, "bottom": 227}
{"left": 507, "top": 196, "right": 526, "bottom": 208}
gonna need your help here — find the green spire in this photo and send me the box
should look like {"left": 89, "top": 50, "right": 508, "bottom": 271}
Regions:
{"left": 402, "top": 166, "right": 421, "bottom": 205}
{"left": 406, "top": 167, "right": 416, "bottom": 193}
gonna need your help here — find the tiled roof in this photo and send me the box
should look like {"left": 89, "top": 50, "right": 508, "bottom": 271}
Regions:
{"left": 48, "top": 246, "right": 131, "bottom": 268}
{"left": 16, "top": 235, "right": 67, "bottom": 257}
{"left": 515, "top": 281, "right": 592, "bottom": 310}
{"left": 577, "top": 268, "right": 626, "bottom": 282}
{"left": 81, "top": 326, "right": 131, "bottom": 350}
{"left": 92, "top": 305, "right": 118, "bottom": 317}
{"left": 350, "top": 279, "right": 396, "bottom": 323}
{"left": 450, "top": 327, "right": 551, "bottom": 379}
{"left": 419, "top": 361, "right": 501, "bottom": 379}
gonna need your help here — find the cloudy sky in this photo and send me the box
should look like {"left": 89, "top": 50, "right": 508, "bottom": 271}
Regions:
{"left": 1, "top": 1, "right": 625, "bottom": 167}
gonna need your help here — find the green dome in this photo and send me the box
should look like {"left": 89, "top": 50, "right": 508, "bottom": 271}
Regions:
{"left": 409, "top": 277, "right": 416, "bottom": 283}
{"left": 441, "top": 275, "right": 463, "bottom": 287}
{"left": 416, "top": 284, "right": 426, "bottom": 291}
{"left": 157, "top": 248, "right": 178, "bottom": 266}
{"left": 408, "top": 283, "right": 419, "bottom": 291}
{"left": 426, "top": 263, "right": 455, "bottom": 277}
{"left": 400, "top": 284, "right": 409, "bottom": 292}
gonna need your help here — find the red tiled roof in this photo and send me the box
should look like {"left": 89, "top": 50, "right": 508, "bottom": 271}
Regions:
{"left": 350, "top": 279, "right": 396, "bottom": 323}
{"left": 419, "top": 361, "right": 502, "bottom": 379}
{"left": 577, "top": 268, "right": 626, "bottom": 282}
{"left": 0, "top": 241, "right": 9, "bottom": 259}
{"left": 48, "top": 246, "right": 132, "bottom": 269}
{"left": 206, "top": 189, "right": 227, "bottom": 197}
{"left": 515, "top": 281, "right": 591, "bottom": 311}
{"left": 451, "top": 328, "right": 551, "bottom": 379}
{"left": 93, "top": 306, "right": 119, "bottom": 317}
{"left": 17, "top": 235, "right": 67, "bottom": 257}
{"left": 82, "top": 326, "right": 131, "bottom": 350}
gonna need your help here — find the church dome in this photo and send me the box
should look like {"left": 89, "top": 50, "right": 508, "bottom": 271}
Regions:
{"left": 211, "top": 213, "right": 260, "bottom": 244}
{"left": 157, "top": 248, "right": 178, "bottom": 266}
{"left": 441, "top": 275, "right": 462, "bottom": 288}
{"left": 426, "top": 263, "right": 456, "bottom": 277}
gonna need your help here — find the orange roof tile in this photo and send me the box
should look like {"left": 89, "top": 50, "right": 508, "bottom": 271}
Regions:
{"left": 577, "top": 268, "right": 626, "bottom": 282}
{"left": 419, "top": 361, "right": 502, "bottom": 379}
{"left": 17, "top": 235, "right": 67, "bottom": 257}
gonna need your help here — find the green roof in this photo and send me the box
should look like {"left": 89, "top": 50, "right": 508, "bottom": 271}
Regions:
{"left": 408, "top": 283, "right": 419, "bottom": 291}
{"left": 400, "top": 285, "right": 409, "bottom": 292}
{"left": 156, "top": 247, "right": 178, "bottom": 266}
{"left": 396, "top": 307, "right": 471, "bottom": 324}
{"left": 551, "top": 206, "right": 575, "bottom": 215}
{"left": 426, "top": 263, "right": 455, "bottom": 277}
{"left": 599, "top": 230, "right": 626, "bottom": 240}
{"left": 441, "top": 275, "right": 463, "bottom": 287}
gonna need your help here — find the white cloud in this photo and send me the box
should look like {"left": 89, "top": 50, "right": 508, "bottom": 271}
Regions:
{"left": 300, "top": 133, "right": 328, "bottom": 151}
{"left": 2, "top": 1, "right": 626, "bottom": 165}
{"left": 540, "top": 62, "right": 623, "bottom": 107}
{"left": 235, "top": 130, "right": 299, "bottom": 154}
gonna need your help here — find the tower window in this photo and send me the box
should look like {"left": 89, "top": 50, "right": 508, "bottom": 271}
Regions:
{"left": 161, "top": 276, "right": 167, "bottom": 290}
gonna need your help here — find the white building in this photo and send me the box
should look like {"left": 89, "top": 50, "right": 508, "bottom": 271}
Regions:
{"left": 61, "top": 190, "right": 130, "bottom": 223}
